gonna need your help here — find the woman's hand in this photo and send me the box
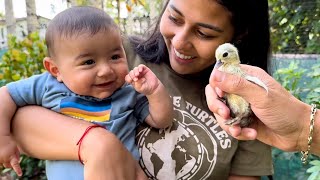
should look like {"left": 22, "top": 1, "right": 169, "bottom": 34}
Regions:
{"left": 205, "top": 65, "right": 312, "bottom": 153}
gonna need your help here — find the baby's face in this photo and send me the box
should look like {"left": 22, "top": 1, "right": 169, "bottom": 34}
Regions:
{"left": 52, "top": 29, "right": 128, "bottom": 99}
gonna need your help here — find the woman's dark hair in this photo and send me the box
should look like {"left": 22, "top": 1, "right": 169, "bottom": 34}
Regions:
{"left": 129, "top": 0, "right": 271, "bottom": 72}
{"left": 46, "top": 6, "right": 118, "bottom": 57}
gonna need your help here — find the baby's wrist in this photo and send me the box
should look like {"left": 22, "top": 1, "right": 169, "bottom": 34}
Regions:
{"left": 146, "top": 80, "right": 162, "bottom": 97}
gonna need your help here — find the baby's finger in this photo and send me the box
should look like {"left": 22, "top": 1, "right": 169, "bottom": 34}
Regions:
{"left": 125, "top": 74, "right": 133, "bottom": 83}
{"left": 128, "top": 70, "right": 138, "bottom": 81}
{"left": 138, "top": 64, "right": 145, "bottom": 73}
{"left": 10, "top": 156, "right": 22, "bottom": 176}
{"left": 133, "top": 67, "right": 141, "bottom": 77}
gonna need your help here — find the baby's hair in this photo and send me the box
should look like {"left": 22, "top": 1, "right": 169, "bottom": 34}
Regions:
{"left": 46, "top": 6, "right": 118, "bottom": 57}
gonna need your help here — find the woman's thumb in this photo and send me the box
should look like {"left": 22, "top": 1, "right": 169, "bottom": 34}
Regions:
{"left": 209, "top": 69, "right": 263, "bottom": 102}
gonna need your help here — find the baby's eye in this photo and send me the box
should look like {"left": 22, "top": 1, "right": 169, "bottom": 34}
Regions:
{"left": 111, "top": 55, "right": 120, "bottom": 60}
{"left": 83, "top": 59, "right": 95, "bottom": 65}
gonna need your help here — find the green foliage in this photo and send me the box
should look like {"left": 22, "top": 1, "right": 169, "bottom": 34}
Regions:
{"left": 272, "top": 148, "right": 317, "bottom": 180}
{"left": 269, "top": 0, "right": 320, "bottom": 53}
{"left": 273, "top": 60, "right": 320, "bottom": 179}
{"left": 0, "top": 32, "right": 46, "bottom": 179}
{"left": 0, "top": 32, "right": 46, "bottom": 87}
{"left": 274, "top": 61, "right": 320, "bottom": 107}
{"left": 1, "top": 155, "right": 46, "bottom": 180}
{"left": 307, "top": 160, "right": 320, "bottom": 180}
{"left": 306, "top": 67, "right": 320, "bottom": 180}
{"left": 273, "top": 61, "right": 307, "bottom": 99}
{"left": 305, "top": 63, "right": 320, "bottom": 107}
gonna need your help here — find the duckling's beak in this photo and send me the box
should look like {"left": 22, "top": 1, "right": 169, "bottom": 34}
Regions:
{"left": 214, "top": 59, "right": 222, "bottom": 69}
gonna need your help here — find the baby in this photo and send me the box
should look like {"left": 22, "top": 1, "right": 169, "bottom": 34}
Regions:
{"left": 0, "top": 6, "right": 172, "bottom": 180}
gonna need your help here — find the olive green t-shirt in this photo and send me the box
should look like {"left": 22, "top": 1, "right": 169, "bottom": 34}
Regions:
{"left": 125, "top": 39, "right": 273, "bottom": 180}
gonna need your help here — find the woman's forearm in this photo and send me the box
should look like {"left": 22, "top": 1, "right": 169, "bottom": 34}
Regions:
{"left": 12, "top": 106, "right": 138, "bottom": 179}
{"left": 12, "top": 106, "right": 93, "bottom": 160}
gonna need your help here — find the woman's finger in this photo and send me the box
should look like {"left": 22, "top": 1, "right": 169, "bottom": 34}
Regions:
{"left": 229, "top": 126, "right": 257, "bottom": 140}
{"left": 205, "top": 85, "right": 229, "bottom": 119}
{"left": 209, "top": 69, "right": 268, "bottom": 104}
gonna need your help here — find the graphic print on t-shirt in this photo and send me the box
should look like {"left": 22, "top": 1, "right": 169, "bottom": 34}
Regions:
{"left": 136, "top": 96, "right": 232, "bottom": 180}
{"left": 60, "top": 97, "right": 111, "bottom": 122}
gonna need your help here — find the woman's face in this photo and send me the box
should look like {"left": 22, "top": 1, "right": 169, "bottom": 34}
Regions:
{"left": 160, "top": 0, "right": 234, "bottom": 75}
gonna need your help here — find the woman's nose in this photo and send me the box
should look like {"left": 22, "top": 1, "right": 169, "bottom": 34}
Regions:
{"left": 172, "top": 28, "right": 192, "bottom": 50}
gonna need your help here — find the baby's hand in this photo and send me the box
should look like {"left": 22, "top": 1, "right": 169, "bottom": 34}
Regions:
{"left": 0, "top": 135, "right": 22, "bottom": 176}
{"left": 125, "top": 64, "right": 159, "bottom": 95}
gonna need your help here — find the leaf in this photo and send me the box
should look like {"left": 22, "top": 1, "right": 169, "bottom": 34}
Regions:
{"left": 22, "top": 39, "right": 33, "bottom": 48}
{"left": 308, "top": 171, "right": 320, "bottom": 180}
{"left": 11, "top": 49, "right": 21, "bottom": 60}
{"left": 2, "top": 168, "right": 11, "bottom": 173}
{"left": 307, "top": 165, "right": 320, "bottom": 173}
{"left": 126, "top": 4, "right": 132, "bottom": 12}
{"left": 11, "top": 73, "right": 21, "bottom": 81}
{"left": 310, "top": 160, "right": 320, "bottom": 166}
{"left": 138, "top": 0, "right": 145, "bottom": 6}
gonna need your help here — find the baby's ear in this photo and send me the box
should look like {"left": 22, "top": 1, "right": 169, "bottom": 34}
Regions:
{"left": 43, "top": 57, "right": 62, "bottom": 82}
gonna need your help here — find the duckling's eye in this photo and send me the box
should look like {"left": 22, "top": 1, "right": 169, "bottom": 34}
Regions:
{"left": 223, "top": 52, "right": 228, "bottom": 57}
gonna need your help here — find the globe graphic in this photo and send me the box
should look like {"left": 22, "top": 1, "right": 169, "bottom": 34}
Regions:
{"left": 136, "top": 108, "right": 217, "bottom": 180}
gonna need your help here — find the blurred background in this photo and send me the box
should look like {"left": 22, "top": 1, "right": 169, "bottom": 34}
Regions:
{"left": 0, "top": 0, "right": 319, "bottom": 179}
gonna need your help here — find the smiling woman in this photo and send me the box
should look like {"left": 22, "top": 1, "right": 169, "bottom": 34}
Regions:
{"left": 127, "top": 0, "right": 272, "bottom": 179}
{"left": 9, "top": 0, "right": 273, "bottom": 180}
{"left": 159, "top": 1, "right": 234, "bottom": 75}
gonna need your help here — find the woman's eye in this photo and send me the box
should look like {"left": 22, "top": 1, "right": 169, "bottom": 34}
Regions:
{"left": 83, "top": 59, "right": 95, "bottom": 65}
{"left": 111, "top": 55, "right": 120, "bottom": 60}
{"left": 197, "top": 30, "right": 214, "bottom": 39}
{"left": 168, "top": 15, "right": 180, "bottom": 24}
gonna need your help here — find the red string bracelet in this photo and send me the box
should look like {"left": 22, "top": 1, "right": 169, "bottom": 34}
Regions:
{"left": 76, "top": 124, "right": 105, "bottom": 165}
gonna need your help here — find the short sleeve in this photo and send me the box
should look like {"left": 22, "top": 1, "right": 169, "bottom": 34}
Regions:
{"left": 134, "top": 92, "right": 149, "bottom": 124}
{"left": 6, "top": 73, "right": 49, "bottom": 107}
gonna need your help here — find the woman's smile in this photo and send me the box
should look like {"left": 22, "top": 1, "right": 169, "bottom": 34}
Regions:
{"left": 172, "top": 47, "right": 195, "bottom": 64}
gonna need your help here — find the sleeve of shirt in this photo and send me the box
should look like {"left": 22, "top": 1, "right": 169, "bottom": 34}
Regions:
{"left": 134, "top": 92, "right": 150, "bottom": 124}
{"left": 6, "top": 72, "right": 49, "bottom": 107}
{"left": 230, "top": 140, "right": 274, "bottom": 176}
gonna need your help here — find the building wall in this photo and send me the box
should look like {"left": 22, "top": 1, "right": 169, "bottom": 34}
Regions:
{"left": 0, "top": 17, "right": 49, "bottom": 50}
